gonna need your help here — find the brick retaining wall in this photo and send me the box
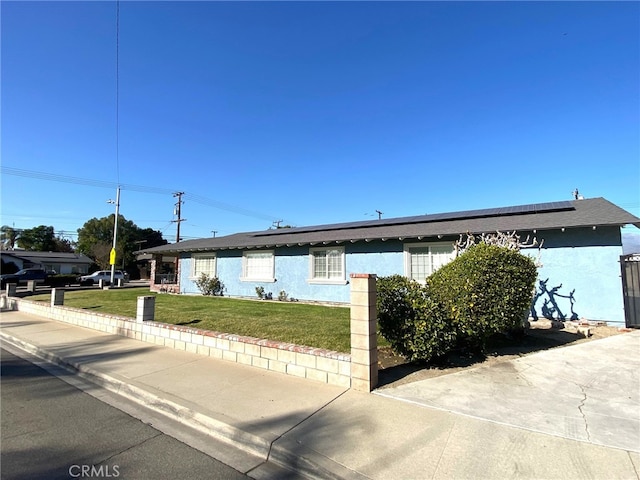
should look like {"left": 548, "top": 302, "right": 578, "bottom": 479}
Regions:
{"left": 10, "top": 298, "right": 352, "bottom": 388}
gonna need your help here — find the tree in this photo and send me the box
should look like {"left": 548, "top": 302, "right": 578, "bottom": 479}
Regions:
{"left": 16, "top": 225, "right": 57, "bottom": 251}
{"left": 77, "top": 215, "right": 167, "bottom": 271}
{"left": 0, "top": 225, "right": 20, "bottom": 250}
{"left": 52, "top": 236, "right": 75, "bottom": 253}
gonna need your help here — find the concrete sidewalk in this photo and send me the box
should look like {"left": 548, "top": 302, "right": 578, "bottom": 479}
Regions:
{"left": 1, "top": 310, "right": 639, "bottom": 479}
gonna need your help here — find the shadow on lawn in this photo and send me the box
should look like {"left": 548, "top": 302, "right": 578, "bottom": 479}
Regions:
{"left": 176, "top": 319, "right": 202, "bottom": 326}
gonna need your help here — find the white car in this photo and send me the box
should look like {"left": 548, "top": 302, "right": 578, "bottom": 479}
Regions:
{"left": 79, "top": 270, "right": 127, "bottom": 286}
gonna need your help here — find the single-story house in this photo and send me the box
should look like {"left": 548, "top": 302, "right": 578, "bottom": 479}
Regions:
{"left": 142, "top": 197, "right": 640, "bottom": 326}
{"left": 0, "top": 251, "right": 93, "bottom": 275}
{"left": 135, "top": 253, "right": 177, "bottom": 281}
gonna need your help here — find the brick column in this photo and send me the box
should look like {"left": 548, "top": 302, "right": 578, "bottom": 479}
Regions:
{"left": 350, "top": 273, "right": 378, "bottom": 392}
{"left": 149, "top": 254, "right": 161, "bottom": 291}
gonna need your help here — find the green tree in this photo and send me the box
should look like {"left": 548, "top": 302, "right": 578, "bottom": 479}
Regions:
{"left": 52, "top": 236, "right": 75, "bottom": 253}
{"left": 0, "top": 225, "right": 20, "bottom": 250}
{"left": 16, "top": 225, "right": 57, "bottom": 251}
{"left": 77, "top": 215, "right": 167, "bottom": 270}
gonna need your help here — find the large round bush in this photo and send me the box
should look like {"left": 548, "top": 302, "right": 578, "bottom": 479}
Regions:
{"left": 427, "top": 243, "right": 537, "bottom": 352}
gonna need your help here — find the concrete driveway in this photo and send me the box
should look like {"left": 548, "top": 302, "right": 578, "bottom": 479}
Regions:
{"left": 376, "top": 330, "right": 640, "bottom": 452}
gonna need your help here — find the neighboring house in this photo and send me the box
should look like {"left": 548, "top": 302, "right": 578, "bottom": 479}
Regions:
{"left": 143, "top": 197, "right": 640, "bottom": 326}
{"left": 135, "top": 253, "right": 177, "bottom": 281}
{"left": 0, "top": 251, "right": 93, "bottom": 275}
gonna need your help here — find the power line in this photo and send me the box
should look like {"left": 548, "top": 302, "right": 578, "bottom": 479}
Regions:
{"left": 115, "top": 0, "right": 120, "bottom": 186}
{"left": 1, "top": 166, "right": 284, "bottom": 222}
{"left": 186, "top": 192, "right": 279, "bottom": 222}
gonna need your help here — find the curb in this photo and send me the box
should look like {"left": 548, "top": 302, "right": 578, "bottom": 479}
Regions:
{"left": 0, "top": 332, "right": 270, "bottom": 457}
{"left": 0, "top": 331, "right": 359, "bottom": 480}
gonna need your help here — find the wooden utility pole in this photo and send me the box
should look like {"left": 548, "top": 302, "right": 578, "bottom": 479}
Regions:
{"left": 172, "top": 192, "right": 185, "bottom": 282}
{"left": 172, "top": 192, "right": 186, "bottom": 243}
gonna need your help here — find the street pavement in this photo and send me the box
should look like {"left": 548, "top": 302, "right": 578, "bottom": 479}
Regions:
{"left": 1, "top": 308, "right": 638, "bottom": 480}
{"left": 1, "top": 347, "right": 249, "bottom": 480}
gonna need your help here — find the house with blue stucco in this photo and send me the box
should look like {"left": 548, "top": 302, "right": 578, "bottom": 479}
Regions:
{"left": 143, "top": 197, "right": 640, "bottom": 326}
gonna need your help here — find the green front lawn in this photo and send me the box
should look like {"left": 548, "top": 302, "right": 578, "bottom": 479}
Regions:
{"left": 29, "top": 288, "right": 365, "bottom": 353}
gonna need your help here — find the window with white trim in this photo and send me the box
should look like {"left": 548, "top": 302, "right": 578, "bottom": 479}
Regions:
{"left": 404, "top": 242, "right": 454, "bottom": 282}
{"left": 190, "top": 254, "right": 217, "bottom": 279}
{"left": 309, "top": 247, "right": 346, "bottom": 284}
{"left": 241, "top": 251, "right": 275, "bottom": 282}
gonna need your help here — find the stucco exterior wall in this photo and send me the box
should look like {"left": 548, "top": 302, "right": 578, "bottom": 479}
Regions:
{"left": 523, "top": 227, "right": 625, "bottom": 325}
{"left": 179, "top": 243, "right": 405, "bottom": 303}
{"left": 176, "top": 227, "right": 626, "bottom": 325}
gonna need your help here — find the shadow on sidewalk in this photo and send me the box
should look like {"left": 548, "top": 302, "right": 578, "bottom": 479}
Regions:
{"left": 237, "top": 405, "right": 372, "bottom": 479}
{"left": 1, "top": 318, "right": 158, "bottom": 399}
{"left": 377, "top": 326, "right": 594, "bottom": 388}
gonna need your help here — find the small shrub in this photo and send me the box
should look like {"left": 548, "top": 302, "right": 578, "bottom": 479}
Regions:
{"left": 428, "top": 243, "right": 537, "bottom": 352}
{"left": 194, "top": 273, "right": 225, "bottom": 296}
{"left": 46, "top": 274, "right": 78, "bottom": 287}
{"left": 278, "top": 290, "right": 288, "bottom": 302}
{"left": 255, "top": 286, "right": 265, "bottom": 299}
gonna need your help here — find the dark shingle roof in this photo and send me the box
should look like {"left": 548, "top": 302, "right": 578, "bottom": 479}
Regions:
{"left": 143, "top": 197, "right": 640, "bottom": 254}
{"left": 0, "top": 251, "right": 93, "bottom": 264}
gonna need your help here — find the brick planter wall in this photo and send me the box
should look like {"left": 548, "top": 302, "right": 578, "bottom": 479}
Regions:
{"left": 11, "top": 298, "right": 352, "bottom": 388}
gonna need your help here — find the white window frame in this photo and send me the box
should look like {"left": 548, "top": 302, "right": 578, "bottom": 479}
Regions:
{"left": 190, "top": 253, "right": 217, "bottom": 279}
{"left": 308, "top": 246, "right": 347, "bottom": 285}
{"left": 241, "top": 250, "right": 275, "bottom": 283}
{"left": 403, "top": 242, "right": 454, "bottom": 283}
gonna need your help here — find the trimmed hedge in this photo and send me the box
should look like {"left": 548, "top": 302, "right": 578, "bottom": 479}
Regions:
{"left": 46, "top": 274, "right": 79, "bottom": 287}
{"left": 377, "top": 244, "right": 537, "bottom": 361}
{"left": 428, "top": 243, "right": 538, "bottom": 352}
{"left": 377, "top": 275, "right": 456, "bottom": 361}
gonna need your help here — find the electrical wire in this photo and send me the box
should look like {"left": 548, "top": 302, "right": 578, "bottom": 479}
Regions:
{"left": 1, "top": 166, "right": 288, "bottom": 223}
{"left": 115, "top": 0, "right": 120, "bottom": 186}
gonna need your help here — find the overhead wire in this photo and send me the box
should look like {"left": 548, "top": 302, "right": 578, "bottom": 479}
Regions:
{"left": 115, "top": 0, "right": 120, "bottom": 187}
{"left": 1, "top": 166, "right": 287, "bottom": 223}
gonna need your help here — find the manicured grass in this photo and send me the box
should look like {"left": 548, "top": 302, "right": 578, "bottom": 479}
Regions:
{"left": 29, "top": 288, "right": 357, "bottom": 353}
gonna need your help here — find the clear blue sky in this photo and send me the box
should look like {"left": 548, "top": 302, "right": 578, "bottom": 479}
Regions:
{"left": 2, "top": 1, "right": 639, "bottom": 243}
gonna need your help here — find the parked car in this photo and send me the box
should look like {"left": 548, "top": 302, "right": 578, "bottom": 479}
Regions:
{"left": 0, "top": 268, "right": 49, "bottom": 288}
{"left": 78, "top": 270, "right": 127, "bottom": 286}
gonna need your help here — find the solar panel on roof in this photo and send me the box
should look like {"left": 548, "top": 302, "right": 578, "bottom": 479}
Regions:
{"left": 254, "top": 200, "right": 575, "bottom": 237}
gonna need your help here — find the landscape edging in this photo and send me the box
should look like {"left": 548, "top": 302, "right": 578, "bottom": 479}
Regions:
{"left": 10, "top": 297, "right": 352, "bottom": 388}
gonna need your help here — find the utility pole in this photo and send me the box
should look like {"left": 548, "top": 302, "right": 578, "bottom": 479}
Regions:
{"left": 108, "top": 187, "right": 121, "bottom": 286}
{"left": 172, "top": 192, "right": 186, "bottom": 243}
{"left": 375, "top": 210, "right": 383, "bottom": 220}
{"left": 171, "top": 192, "right": 185, "bottom": 282}
{"left": 272, "top": 220, "right": 283, "bottom": 229}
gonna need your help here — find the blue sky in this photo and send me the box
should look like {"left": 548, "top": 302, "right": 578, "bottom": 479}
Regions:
{"left": 2, "top": 1, "right": 639, "bottom": 243}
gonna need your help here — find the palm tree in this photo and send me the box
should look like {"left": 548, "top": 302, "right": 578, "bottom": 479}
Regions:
{"left": 0, "top": 225, "right": 19, "bottom": 250}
